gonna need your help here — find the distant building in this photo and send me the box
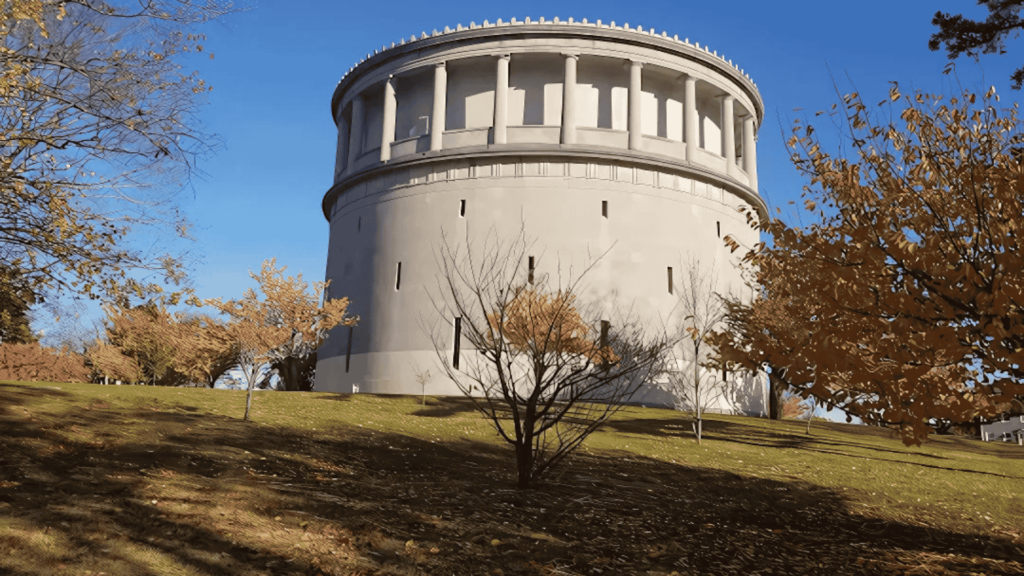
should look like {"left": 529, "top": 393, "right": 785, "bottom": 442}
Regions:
{"left": 980, "top": 414, "right": 1024, "bottom": 445}
{"left": 316, "top": 18, "right": 768, "bottom": 414}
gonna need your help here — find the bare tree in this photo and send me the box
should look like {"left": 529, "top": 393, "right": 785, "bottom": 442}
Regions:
{"left": 410, "top": 363, "right": 432, "bottom": 405}
{"left": 804, "top": 395, "right": 817, "bottom": 435}
{"left": 657, "top": 257, "right": 732, "bottom": 444}
{"left": 1, "top": 1, "right": 239, "bottom": 305}
{"left": 430, "top": 229, "right": 666, "bottom": 489}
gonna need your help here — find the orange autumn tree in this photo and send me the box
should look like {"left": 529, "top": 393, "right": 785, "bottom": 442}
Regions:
{"left": 88, "top": 303, "right": 236, "bottom": 387}
{"left": 432, "top": 231, "right": 665, "bottom": 489}
{"left": 711, "top": 84, "right": 1024, "bottom": 445}
{"left": 91, "top": 303, "right": 185, "bottom": 386}
{"left": 174, "top": 315, "right": 240, "bottom": 388}
{"left": 0, "top": 342, "right": 89, "bottom": 382}
{"left": 206, "top": 259, "right": 357, "bottom": 421}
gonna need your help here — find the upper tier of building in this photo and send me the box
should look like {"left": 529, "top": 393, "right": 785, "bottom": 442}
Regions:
{"left": 328, "top": 18, "right": 764, "bottom": 207}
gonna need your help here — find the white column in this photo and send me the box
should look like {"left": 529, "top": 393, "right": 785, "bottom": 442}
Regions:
{"left": 431, "top": 62, "right": 447, "bottom": 152}
{"left": 380, "top": 76, "right": 397, "bottom": 162}
{"left": 628, "top": 60, "right": 643, "bottom": 150}
{"left": 493, "top": 54, "right": 510, "bottom": 145}
{"left": 743, "top": 115, "right": 758, "bottom": 191}
{"left": 346, "top": 96, "right": 364, "bottom": 171}
{"left": 683, "top": 75, "right": 698, "bottom": 161}
{"left": 722, "top": 94, "right": 736, "bottom": 177}
{"left": 334, "top": 113, "right": 349, "bottom": 181}
{"left": 561, "top": 54, "right": 578, "bottom": 145}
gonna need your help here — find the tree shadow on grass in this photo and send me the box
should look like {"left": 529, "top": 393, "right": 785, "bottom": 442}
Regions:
{"left": 309, "top": 392, "right": 353, "bottom": 402}
{"left": 410, "top": 395, "right": 481, "bottom": 418}
{"left": 1, "top": 390, "right": 1023, "bottom": 575}
{"left": 606, "top": 416, "right": 1024, "bottom": 478}
{"left": 0, "top": 382, "right": 73, "bottom": 401}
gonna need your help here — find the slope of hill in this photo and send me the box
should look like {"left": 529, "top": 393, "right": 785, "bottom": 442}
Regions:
{"left": 0, "top": 380, "right": 1021, "bottom": 575}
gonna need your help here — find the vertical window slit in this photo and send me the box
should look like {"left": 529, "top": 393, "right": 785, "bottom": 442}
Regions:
{"left": 460, "top": 199, "right": 466, "bottom": 217}
{"left": 453, "top": 317, "right": 462, "bottom": 370}
{"left": 358, "top": 216, "right": 362, "bottom": 232}
{"left": 345, "top": 326, "right": 354, "bottom": 373}
{"left": 601, "top": 200, "right": 608, "bottom": 218}
{"left": 716, "top": 221, "right": 721, "bottom": 238}
{"left": 667, "top": 267, "right": 674, "bottom": 294}
{"left": 528, "top": 256, "right": 535, "bottom": 284}
{"left": 395, "top": 261, "right": 402, "bottom": 291}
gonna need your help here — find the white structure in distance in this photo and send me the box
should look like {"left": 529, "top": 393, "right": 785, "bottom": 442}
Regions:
{"left": 316, "top": 18, "right": 769, "bottom": 414}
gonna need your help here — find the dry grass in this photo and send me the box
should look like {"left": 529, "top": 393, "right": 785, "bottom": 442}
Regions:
{"left": 0, "top": 380, "right": 1021, "bottom": 575}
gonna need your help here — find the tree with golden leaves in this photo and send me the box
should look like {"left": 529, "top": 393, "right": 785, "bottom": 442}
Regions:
{"left": 711, "top": 84, "right": 1024, "bottom": 445}
{"left": 175, "top": 314, "right": 240, "bottom": 388}
{"left": 87, "top": 303, "right": 234, "bottom": 387}
{"left": 95, "top": 303, "right": 184, "bottom": 386}
{"left": 0, "top": 341, "right": 89, "bottom": 382}
{"left": 1, "top": 0, "right": 236, "bottom": 305}
{"left": 432, "top": 231, "right": 666, "bottom": 489}
{"left": 206, "top": 259, "right": 357, "bottom": 421}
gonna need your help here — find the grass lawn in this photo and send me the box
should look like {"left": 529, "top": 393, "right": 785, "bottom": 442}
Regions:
{"left": 0, "top": 380, "right": 1021, "bottom": 575}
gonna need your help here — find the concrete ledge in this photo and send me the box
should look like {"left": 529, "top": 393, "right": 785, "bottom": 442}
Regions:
{"left": 323, "top": 145, "right": 768, "bottom": 223}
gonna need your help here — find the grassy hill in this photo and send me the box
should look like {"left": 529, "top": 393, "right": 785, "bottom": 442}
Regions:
{"left": 0, "top": 380, "right": 1021, "bottom": 575}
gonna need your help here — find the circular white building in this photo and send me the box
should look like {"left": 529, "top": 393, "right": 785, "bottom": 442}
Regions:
{"left": 316, "top": 18, "right": 769, "bottom": 414}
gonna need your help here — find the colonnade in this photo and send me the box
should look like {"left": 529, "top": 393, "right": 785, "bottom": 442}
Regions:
{"left": 341, "top": 54, "right": 758, "bottom": 189}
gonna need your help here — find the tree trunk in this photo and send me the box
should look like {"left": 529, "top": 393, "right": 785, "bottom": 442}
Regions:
{"left": 515, "top": 441, "right": 534, "bottom": 489}
{"left": 768, "top": 373, "right": 784, "bottom": 420}
{"left": 693, "top": 416, "right": 702, "bottom": 444}
{"left": 285, "top": 358, "right": 299, "bottom": 392}
{"left": 243, "top": 366, "right": 255, "bottom": 421}
{"left": 273, "top": 354, "right": 316, "bottom": 391}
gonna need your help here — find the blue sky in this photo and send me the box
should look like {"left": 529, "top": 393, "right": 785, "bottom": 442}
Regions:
{"left": 173, "top": 0, "right": 1019, "bottom": 304}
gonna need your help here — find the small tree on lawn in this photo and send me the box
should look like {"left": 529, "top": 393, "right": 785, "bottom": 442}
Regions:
{"left": 411, "top": 363, "right": 432, "bottom": 405}
{"left": 657, "top": 257, "right": 731, "bottom": 444}
{"left": 431, "top": 231, "right": 666, "bottom": 489}
{"left": 206, "top": 259, "right": 357, "bottom": 420}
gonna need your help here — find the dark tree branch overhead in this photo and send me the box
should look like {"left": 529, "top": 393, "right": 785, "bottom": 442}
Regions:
{"left": 930, "top": 1, "right": 1024, "bottom": 88}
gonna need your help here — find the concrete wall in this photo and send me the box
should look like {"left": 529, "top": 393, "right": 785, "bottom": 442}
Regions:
{"left": 318, "top": 156, "right": 766, "bottom": 413}
{"left": 446, "top": 57, "right": 494, "bottom": 131}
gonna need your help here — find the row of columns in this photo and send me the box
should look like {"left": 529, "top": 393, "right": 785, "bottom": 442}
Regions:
{"left": 342, "top": 55, "right": 758, "bottom": 188}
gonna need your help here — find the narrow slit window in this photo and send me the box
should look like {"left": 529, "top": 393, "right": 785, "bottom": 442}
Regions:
{"left": 722, "top": 367, "right": 728, "bottom": 382}
{"left": 358, "top": 216, "right": 362, "bottom": 232}
{"left": 345, "top": 326, "right": 354, "bottom": 373}
{"left": 667, "top": 267, "right": 674, "bottom": 294}
{"left": 453, "top": 317, "right": 462, "bottom": 370}
{"left": 459, "top": 199, "right": 466, "bottom": 217}
{"left": 716, "top": 221, "right": 721, "bottom": 238}
{"left": 395, "top": 262, "right": 402, "bottom": 291}
{"left": 528, "top": 256, "right": 535, "bottom": 284}
{"left": 601, "top": 200, "right": 608, "bottom": 218}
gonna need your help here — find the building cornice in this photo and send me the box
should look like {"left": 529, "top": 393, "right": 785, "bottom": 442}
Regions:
{"left": 330, "top": 20, "right": 764, "bottom": 125}
{"left": 321, "top": 145, "right": 769, "bottom": 224}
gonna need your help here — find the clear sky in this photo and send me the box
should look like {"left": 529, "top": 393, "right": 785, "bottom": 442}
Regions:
{"left": 119, "top": 0, "right": 1023, "bottom": 306}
